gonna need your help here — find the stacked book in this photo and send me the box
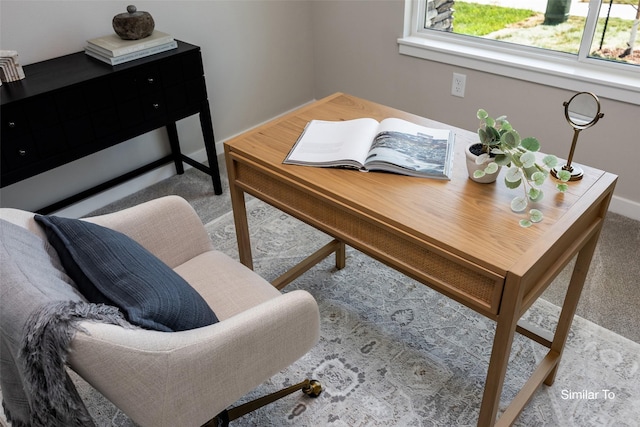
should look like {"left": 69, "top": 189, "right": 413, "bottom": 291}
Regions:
{"left": 85, "top": 31, "right": 177, "bottom": 65}
{"left": 0, "top": 50, "right": 26, "bottom": 84}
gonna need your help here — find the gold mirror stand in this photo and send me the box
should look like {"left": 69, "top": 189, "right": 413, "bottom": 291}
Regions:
{"left": 551, "top": 92, "right": 604, "bottom": 181}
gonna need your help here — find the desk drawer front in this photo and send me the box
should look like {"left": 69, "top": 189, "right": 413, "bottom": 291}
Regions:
{"left": 233, "top": 160, "right": 504, "bottom": 315}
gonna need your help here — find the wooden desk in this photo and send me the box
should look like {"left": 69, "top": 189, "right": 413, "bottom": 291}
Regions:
{"left": 224, "top": 93, "right": 617, "bottom": 426}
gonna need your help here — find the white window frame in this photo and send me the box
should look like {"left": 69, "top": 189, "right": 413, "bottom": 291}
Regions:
{"left": 398, "top": 0, "right": 640, "bottom": 105}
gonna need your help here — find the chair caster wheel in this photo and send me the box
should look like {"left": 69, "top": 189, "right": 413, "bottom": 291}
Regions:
{"left": 302, "top": 379, "right": 322, "bottom": 397}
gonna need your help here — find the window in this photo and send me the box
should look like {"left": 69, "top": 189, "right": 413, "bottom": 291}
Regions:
{"left": 399, "top": 0, "right": 640, "bottom": 105}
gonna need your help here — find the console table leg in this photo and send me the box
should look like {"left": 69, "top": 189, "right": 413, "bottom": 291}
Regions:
{"left": 200, "top": 102, "right": 223, "bottom": 195}
{"left": 166, "top": 122, "right": 184, "bottom": 175}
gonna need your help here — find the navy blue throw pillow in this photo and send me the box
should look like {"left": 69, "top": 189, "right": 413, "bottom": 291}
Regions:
{"left": 34, "top": 215, "right": 218, "bottom": 332}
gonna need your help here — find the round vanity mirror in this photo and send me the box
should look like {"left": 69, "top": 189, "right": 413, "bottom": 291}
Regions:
{"left": 552, "top": 92, "right": 604, "bottom": 181}
{"left": 565, "top": 92, "right": 602, "bottom": 129}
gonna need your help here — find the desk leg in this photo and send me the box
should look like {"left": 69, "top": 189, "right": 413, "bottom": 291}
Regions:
{"left": 166, "top": 122, "right": 184, "bottom": 175}
{"left": 480, "top": 220, "right": 604, "bottom": 426}
{"left": 226, "top": 155, "right": 253, "bottom": 269}
{"left": 545, "top": 230, "right": 600, "bottom": 385}
{"left": 478, "top": 274, "right": 525, "bottom": 426}
{"left": 336, "top": 241, "right": 346, "bottom": 269}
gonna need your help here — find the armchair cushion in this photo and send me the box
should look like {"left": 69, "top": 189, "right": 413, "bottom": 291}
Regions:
{"left": 34, "top": 214, "right": 219, "bottom": 332}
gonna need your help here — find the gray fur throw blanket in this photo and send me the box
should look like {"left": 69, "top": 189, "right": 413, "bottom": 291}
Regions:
{"left": 3, "top": 301, "right": 131, "bottom": 427}
{"left": 1, "top": 219, "right": 132, "bottom": 426}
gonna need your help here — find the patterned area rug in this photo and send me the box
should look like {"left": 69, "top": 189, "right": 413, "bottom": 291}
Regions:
{"left": 201, "top": 199, "right": 640, "bottom": 427}
{"left": 3, "top": 198, "right": 638, "bottom": 426}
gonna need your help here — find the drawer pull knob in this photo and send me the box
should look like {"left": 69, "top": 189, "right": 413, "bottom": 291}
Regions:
{"left": 18, "top": 149, "right": 27, "bottom": 157}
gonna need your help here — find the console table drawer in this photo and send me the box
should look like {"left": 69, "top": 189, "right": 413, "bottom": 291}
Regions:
{"left": 1, "top": 104, "right": 30, "bottom": 141}
{"left": 2, "top": 102, "right": 63, "bottom": 169}
{"left": 2, "top": 135, "right": 39, "bottom": 171}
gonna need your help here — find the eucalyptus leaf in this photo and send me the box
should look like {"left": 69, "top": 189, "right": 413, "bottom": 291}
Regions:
{"left": 557, "top": 169, "right": 572, "bottom": 182}
{"left": 520, "top": 137, "right": 540, "bottom": 152}
{"left": 485, "top": 162, "right": 499, "bottom": 174}
{"left": 557, "top": 183, "right": 569, "bottom": 192}
{"left": 487, "top": 126, "right": 500, "bottom": 141}
{"left": 524, "top": 166, "right": 539, "bottom": 180}
{"left": 528, "top": 188, "right": 544, "bottom": 202}
{"left": 519, "top": 219, "right": 533, "bottom": 228}
{"left": 476, "top": 153, "right": 491, "bottom": 165}
{"left": 473, "top": 170, "right": 486, "bottom": 178}
{"left": 529, "top": 209, "right": 543, "bottom": 223}
{"left": 543, "top": 154, "right": 558, "bottom": 168}
{"left": 505, "top": 167, "right": 522, "bottom": 183}
{"left": 477, "top": 109, "right": 489, "bottom": 120}
{"left": 521, "top": 151, "right": 536, "bottom": 168}
{"left": 494, "top": 154, "right": 511, "bottom": 166}
{"left": 511, "top": 196, "right": 528, "bottom": 212}
{"left": 501, "top": 130, "right": 520, "bottom": 148}
{"left": 504, "top": 177, "right": 522, "bottom": 189}
{"left": 478, "top": 128, "right": 489, "bottom": 144}
{"left": 532, "top": 171, "right": 546, "bottom": 186}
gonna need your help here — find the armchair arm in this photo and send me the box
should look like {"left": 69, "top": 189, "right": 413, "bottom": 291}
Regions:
{"left": 68, "top": 289, "right": 320, "bottom": 427}
{"left": 83, "top": 195, "right": 213, "bottom": 268}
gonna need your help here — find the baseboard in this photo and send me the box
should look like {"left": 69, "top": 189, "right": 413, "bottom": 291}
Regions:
{"left": 608, "top": 195, "right": 640, "bottom": 222}
{"left": 53, "top": 148, "right": 213, "bottom": 218}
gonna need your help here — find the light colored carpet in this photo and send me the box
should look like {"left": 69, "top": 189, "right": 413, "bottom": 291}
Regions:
{"left": 204, "top": 198, "right": 640, "bottom": 426}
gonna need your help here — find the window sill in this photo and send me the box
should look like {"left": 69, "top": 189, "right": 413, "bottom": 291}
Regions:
{"left": 398, "top": 35, "right": 640, "bottom": 106}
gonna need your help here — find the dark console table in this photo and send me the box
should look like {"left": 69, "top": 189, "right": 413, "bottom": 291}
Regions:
{"left": 1, "top": 40, "right": 222, "bottom": 214}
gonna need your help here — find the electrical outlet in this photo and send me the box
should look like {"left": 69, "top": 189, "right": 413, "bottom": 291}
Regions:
{"left": 451, "top": 73, "right": 466, "bottom": 97}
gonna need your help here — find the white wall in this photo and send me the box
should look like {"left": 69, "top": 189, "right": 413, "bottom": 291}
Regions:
{"left": 0, "top": 1, "right": 315, "bottom": 215}
{"left": 310, "top": 0, "right": 640, "bottom": 220}
{"left": 2, "top": 0, "right": 639, "bottom": 220}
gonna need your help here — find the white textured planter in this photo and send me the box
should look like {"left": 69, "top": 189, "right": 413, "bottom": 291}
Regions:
{"left": 465, "top": 143, "right": 501, "bottom": 184}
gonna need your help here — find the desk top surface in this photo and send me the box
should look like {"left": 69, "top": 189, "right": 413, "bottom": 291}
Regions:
{"left": 225, "top": 93, "right": 617, "bottom": 277}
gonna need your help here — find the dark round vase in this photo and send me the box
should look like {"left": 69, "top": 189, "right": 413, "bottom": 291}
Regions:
{"left": 112, "top": 5, "right": 155, "bottom": 40}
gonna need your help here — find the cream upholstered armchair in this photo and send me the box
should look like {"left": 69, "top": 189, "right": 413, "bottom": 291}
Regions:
{"left": 0, "top": 196, "right": 321, "bottom": 427}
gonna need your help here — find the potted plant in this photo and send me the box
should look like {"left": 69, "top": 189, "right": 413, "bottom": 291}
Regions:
{"left": 465, "top": 142, "right": 501, "bottom": 184}
{"left": 468, "top": 109, "right": 571, "bottom": 227}
{"left": 465, "top": 110, "right": 506, "bottom": 184}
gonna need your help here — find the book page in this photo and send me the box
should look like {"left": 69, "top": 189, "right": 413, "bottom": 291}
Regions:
{"left": 284, "top": 118, "right": 379, "bottom": 166}
{"left": 364, "top": 118, "right": 453, "bottom": 177}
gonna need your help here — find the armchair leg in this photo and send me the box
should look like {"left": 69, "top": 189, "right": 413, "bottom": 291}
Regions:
{"left": 203, "top": 379, "right": 322, "bottom": 427}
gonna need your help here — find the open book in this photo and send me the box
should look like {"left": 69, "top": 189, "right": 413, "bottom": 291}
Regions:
{"left": 284, "top": 118, "right": 455, "bottom": 180}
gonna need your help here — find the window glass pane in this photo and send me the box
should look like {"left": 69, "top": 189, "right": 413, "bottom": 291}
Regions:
{"left": 425, "top": 0, "right": 639, "bottom": 66}
{"left": 589, "top": 0, "right": 640, "bottom": 66}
